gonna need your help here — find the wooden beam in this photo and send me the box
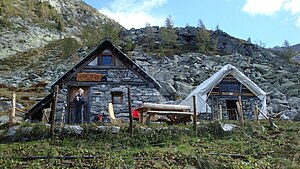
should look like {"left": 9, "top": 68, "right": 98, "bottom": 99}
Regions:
{"left": 127, "top": 86, "right": 133, "bottom": 135}
{"left": 193, "top": 96, "right": 197, "bottom": 135}
{"left": 236, "top": 101, "right": 244, "bottom": 126}
{"left": 9, "top": 92, "right": 16, "bottom": 128}
{"left": 254, "top": 104, "right": 259, "bottom": 124}
{"left": 146, "top": 111, "right": 193, "bottom": 115}
{"left": 219, "top": 104, "right": 223, "bottom": 121}
{"left": 50, "top": 85, "right": 59, "bottom": 139}
{"left": 238, "top": 96, "right": 243, "bottom": 119}
{"left": 65, "top": 81, "right": 149, "bottom": 87}
{"left": 257, "top": 107, "right": 279, "bottom": 129}
{"left": 211, "top": 97, "right": 214, "bottom": 120}
{"left": 206, "top": 104, "right": 208, "bottom": 120}
{"left": 210, "top": 92, "right": 255, "bottom": 97}
{"left": 139, "top": 103, "right": 190, "bottom": 111}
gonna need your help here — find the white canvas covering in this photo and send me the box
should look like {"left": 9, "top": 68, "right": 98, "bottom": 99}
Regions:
{"left": 180, "top": 64, "right": 267, "bottom": 116}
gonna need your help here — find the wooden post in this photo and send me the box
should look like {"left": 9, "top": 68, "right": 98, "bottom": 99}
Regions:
{"left": 205, "top": 104, "right": 208, "bottom": 121}
{"left": 127, "top": 86, "right": 133, "bottom": 135}
{"left": 254, "top": 104, "right": 259, "bottom": 124}
{"left": 219, "top": 105, "right": 222, "bottom": 121}
{"left": 211, "top": 97, "right": 214, "bottom": 120}
{"left": 193, "top": 96, "right": 197, "bottom": 135}
{"left": 238, "top": 96, "right": 243, "bottom": 116}
{"left": 50, "top": 85, "right": 59, "bottom": 139}
{"left": 239, "top": 96, "right": 244, "bottom": 125}
{"left": 236, "top": 101, "right": 244, "bottom": 126}
{"left": 9, "top": 92, "right": 16, "bottom": 128}
{"left": 61, "top": 101, "right": 66, "bottom": 127}
{"left": 257, "top": 107, "right": 279, "bottom": 130}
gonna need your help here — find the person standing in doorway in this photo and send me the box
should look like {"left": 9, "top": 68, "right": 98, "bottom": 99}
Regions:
{"left": 73, "top": 88, "right": 86, "bottom": 123}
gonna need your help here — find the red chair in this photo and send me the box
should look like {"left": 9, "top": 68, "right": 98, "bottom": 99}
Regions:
{"left": 132, "top": 108, "right": 139, "bottom": 120}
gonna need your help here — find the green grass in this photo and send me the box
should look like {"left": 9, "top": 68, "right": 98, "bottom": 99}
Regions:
{"left": 0, "top": 121, "right": 299, "bottom": 168}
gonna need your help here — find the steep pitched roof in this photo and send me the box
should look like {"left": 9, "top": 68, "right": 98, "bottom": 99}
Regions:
{"left": 25, "top": 92, "right": 54, "bottom": 119}
{"left": 52, "top": 40, "right": 160, "bottom": 89}
{"left": 180, "top": 64, "right": 267, "bottom": 114}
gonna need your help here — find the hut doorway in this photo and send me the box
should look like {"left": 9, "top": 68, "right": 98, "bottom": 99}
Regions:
{"left": 226, "top": 100, "right": 238, "bottom": 120}
{"left": 68, "top": 86, "right": 90, "bottom": 123}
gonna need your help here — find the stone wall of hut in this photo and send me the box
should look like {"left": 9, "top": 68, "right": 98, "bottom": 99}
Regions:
{"left": 54, "top": 67, "right": 164, "bottom": 123}
{"left": 206, "top": 96, "right": 261, "bottom": 120}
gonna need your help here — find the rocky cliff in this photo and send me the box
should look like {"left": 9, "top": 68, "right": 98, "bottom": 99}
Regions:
{"left": 124, "top": 27, "right": 300, "bottom": 118}
{"left": 0, "top": 0, "right": 119, "bottom": 59}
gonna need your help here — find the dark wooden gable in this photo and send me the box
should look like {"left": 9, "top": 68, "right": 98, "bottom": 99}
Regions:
{"left": 52, "top": 40, "right": 160, "bottom": 89}
{"left": 210, "top": 74, "right": 255, "bottom": 97}
{"left": 25, "top": 92, "right": 54, "bottom": 120}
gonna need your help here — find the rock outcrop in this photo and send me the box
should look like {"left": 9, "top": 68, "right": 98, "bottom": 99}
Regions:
{"left": 0, "top": 0, "right": 119, "bottom": 59}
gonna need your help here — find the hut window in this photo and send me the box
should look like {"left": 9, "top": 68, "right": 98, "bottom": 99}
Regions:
{"left": 101, "top": 55, "right": 113, "bottom": 65}
{"left": 111, "top": 92, "right": 123, "bottom": 104}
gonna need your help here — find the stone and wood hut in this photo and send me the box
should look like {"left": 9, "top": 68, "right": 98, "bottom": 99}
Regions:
{"left": 180, "top": 64, "right": 267, "bottom": 120}
{"left": 26, "top": 40, "right": 163, "bottom": 123}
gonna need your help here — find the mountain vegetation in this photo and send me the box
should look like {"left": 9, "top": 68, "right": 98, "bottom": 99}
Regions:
{"left": 0, "top": 121, "right": 299, "bottom": 168}
{"left": 196, "top": 19, "right": 217, "bottom": 54}
{"left": 272, "top": 40, "right": 299, "bottom": 62}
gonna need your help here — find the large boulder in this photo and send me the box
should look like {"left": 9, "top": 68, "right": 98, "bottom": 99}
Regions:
{"left": 252, "top": 64, "right": 271, "bottom": 74}
{"left": 285, "top": 89, "right": 299, "bottom": 97}
{"left": 0, "top": 97, "right": 25, "bottom": 112}
{"left": 288, "top": 97, "right": 300, "bottom": 110}
{"left": 5, "top": 126, "right": 20, "bottom": 138}
{"left": 0, "top": 116, "right": 9, "bottom": 124}
{"left": 294, "top": 113, "right": 300, "bottom": 121}
{"left": 159, "top": 81, "right": 176, "bottom": 95}
{"left": 278, "top": 82, "right": 295, "bottom": 93}
{"left": 64, "top": 126, "right": 83, "bottom": 135}
{"left": 95, "top": 126, "right": 120, "bottom": 134}
{"left": 174, "top": 81, "right": 194, "bottom": 99}
{"left": 279, "top": 110, "right": 299, "bottom": 121}
{"left": 291, "top": 54, "right": 300, "bottom": 64}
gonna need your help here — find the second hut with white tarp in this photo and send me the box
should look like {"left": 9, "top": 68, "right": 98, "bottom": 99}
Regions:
{"left": 180, "top": 64, "right": 267, "bottom": 120}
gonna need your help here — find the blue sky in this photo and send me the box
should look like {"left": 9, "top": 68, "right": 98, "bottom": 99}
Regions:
{"left": 84, "top": 0, "right": 300, "bottom": 47}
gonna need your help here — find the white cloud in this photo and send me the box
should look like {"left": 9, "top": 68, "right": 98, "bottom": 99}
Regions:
{"left": 296, "top": 16, "right": 300, "bottom": 27}
{"left": 242, "top": 0, "right": 287, "bottom": 16}
{"left": 242, "top": 0, "right": 300, "bottom": 28}
{"left": 99, "top": 0, "right": 168, "bottom": 29}
{"left": 283, "top": 0, "right": 300, "bottom": 14}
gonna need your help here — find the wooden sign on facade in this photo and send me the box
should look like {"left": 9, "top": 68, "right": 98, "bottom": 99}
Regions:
{"left": 76, "top": 73, "right": 102, "bottom": 82}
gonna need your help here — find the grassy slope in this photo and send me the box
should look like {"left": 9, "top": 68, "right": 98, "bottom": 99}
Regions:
{"left": 0, "top": 120, "right": 299, "bottom": 168}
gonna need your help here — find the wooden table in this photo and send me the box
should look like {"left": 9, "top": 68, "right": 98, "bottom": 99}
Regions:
{"left": 136, "top": 103, "right": 192, "bottom": 124}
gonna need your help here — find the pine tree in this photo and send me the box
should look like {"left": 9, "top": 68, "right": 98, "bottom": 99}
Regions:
{"left": 0, "top": 0, "right": 16, "bottom": 26}
{"left": 38, "top": 2, "right": 49, "bottom": 19}
{"left": 160, "top": 15, "right": 177, "bottom": 48}
{"left": 0, "top": 0, "right": 15, "bottom": 16}
{"left": 26, "top": 0, "right": 35, "bottom": 14}
{"left": 247, "top": 37, "right": 251, "bottom": 44}
{"left": 144, "top": 22, "right": 155, "bottom": 51}
{"left": 99, "top": 22, "right": 120, "bottom": 45}
{"left": 123, "top": 36, "right": 134, "bottom": 52}
{"left": 283, "top": 40, "right": 290, "bottom": 47}
{"left": 57, "top": 17, "right": 65, "bottom": 31}
{"left": 215, "top": 24, "right": 220, "bottom": 31}
{"left": 196, "top": 19, "right": 217, "bottom": 54}
{"left": 198, "top": 19, "right": 205, "bottom": 29}
{"left": 196, "top": 27, "right": 210, "bottom": 53}
{"left": 282, "top": 40, "right": 295, "bottom": 60}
